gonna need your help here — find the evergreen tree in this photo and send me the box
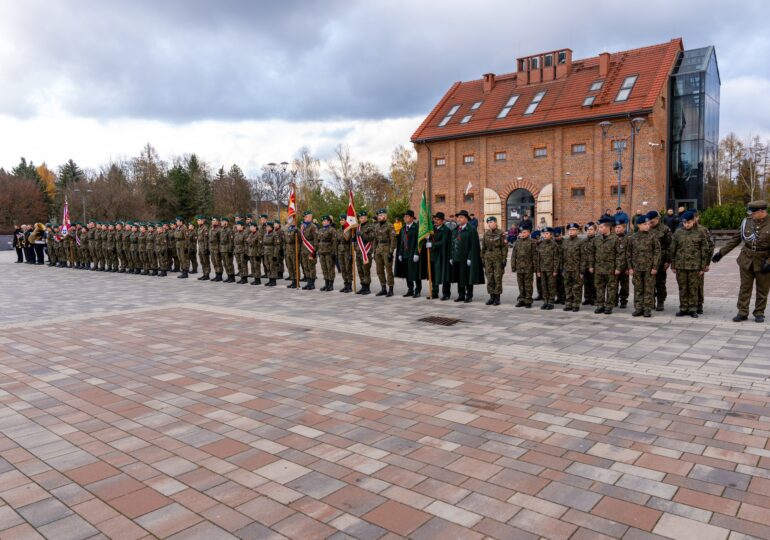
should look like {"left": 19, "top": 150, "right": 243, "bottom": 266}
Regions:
{"left": 58, "top": 159, "right": 84, "bottom": 189}
{"left": 169, "top": 163, "right": 195, "bottom": 218}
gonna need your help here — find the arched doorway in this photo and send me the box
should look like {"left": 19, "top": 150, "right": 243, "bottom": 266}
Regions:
{"left": 506, "top": 188, "right": 535, "bottom": 229}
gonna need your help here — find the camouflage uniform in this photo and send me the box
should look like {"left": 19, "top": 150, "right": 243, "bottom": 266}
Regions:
{"left": 373, "top": 219, "right": 396, "bottom": 292}
{"left": 174, "top": 225, "right": 190, "bottom": 276}
{"left": 45, "top": 227, "right": 57, "bottom": 266}
{"left": 535, "top": 238, "right": 560, "bottom": 307}
{"left": 481, "top": 225, "right": 507, "bottom": 302}
{"left": 614, "top": 231, "right": 630, "bottom": 307}
{"left": 317, "top": 223, "right": 337, "bottom": 290}
{"left": 627, "top": 229, "right": 661, "bottom": 314}
{"left": 592, "top": 232, "right": 622, "bottom": 311}
{"left": 650, "top": 221, "right": 673, "bottom": 309}
{"left": 137, "top": 229, "right": 148, "bottom": 273}
{"left": 695, "top": 222, "right": 715, "bottom": 312}
{"left": 336, "top": 220, "right": 354, "bottom": 292}
{"left": 282, "top": 224, "right": 298, "bottom": 285}
{"left": 145, "top": 228, "right": 156, "bottom": 273}
{"left": 581, "top": 232, "right": 597, "bottom": 304}
{"left": 188, "top": 227, "right": 198, "bottom": 273}
{"left": 209, "top": 223, "right": 223, "bottom": 278}
{"left": 246, "top": 228, "right": 261, "bottom": 284}
{"left": 155, "top": 227, "right": 168, "bottom": 276}
{"left": 561, "top": 235, "right": 584, "bottom": 310}
{"left": 554, "top": 236, "right": 565, "bottom": 304}
{"left": 233, "top": 227, "right": 248, "bottom": 281}
{"left": 197, "top": 223, "right": 210, "bottom": 278}
{"left": 511, "top": 236, "right": 536, "bottom": 306}
{"left": 129, "top": 228, "right": 139, "bottom": 272}
{"left": 262, "top": 228, "right": 281, "bottom": 282}
{"left": 671, "top": 227, "right": 709, "bottom": 314}
{"left": 219, "top": 223, "right": 235, "bottom": 280}
{"left": 121, "top": 227, "right": 131, "bottom": 272}
{"left": 87, "top": 226, "right": 97, "bottom": 269}
{"left": 355, "top": 219, "right": 375, "bottom": 289}
{"left": 300, "top": 220, "right": 318, "bottom": 286}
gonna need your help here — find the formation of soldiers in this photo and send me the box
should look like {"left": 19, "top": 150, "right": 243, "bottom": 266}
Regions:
{"left": 29, "top": 201, "right": 770, "bottom": 323}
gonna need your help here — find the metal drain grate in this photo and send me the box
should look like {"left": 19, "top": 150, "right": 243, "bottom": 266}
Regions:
{"left": 464, "top": 399, "right": 501, "bottom": 411}
{"left": 418, "top": 316, "right": 461, "bottom": 326}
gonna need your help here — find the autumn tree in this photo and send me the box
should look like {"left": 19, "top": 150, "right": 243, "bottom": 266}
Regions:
{"left": 388, "top": 145, "right": 417, "bottom": 220}
{"left": 0, "top": 171, "right": 48, "bottom": 227}
{"left": 327, "top": 144, "right": 357, "bottom": 194}
{"left": 36, "top": 163, "right": 57, "bottom": 205}
{"left": 212, "top": 165, "right": 252, "bottom": 216}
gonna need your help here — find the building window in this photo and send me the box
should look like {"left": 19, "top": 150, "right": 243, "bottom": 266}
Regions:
{"left": 497, "top": 95, "right": 520, "bottom": 118}
{"left": 571, "top": 143, "right": 586, "bottom": 155}
{"left": 524, "top": 91, "right": 546, "bottom": 115}
{"left": 438, "top": 104, "right": 460, "bottom": 127}
{"left": 615, "top": 75, "right": 638, "bottom": 102}
{"left": 571, "top": 188, "right": 586, "bottom": 198}
{"left": 531, "top": 57, "right": 540, "bottom": 69}
{"left": 544, "top": 54, "right": 553, "bottom": 67}
{"left": 463, "top": 155, "right": 475, "bottom": 164}
{"left": 557, "top": 51, "right": 567, "bottom": 64}
{"left": 435, "top": 194, "right": 446, "bottom": 204}
{"left": 459, "top": 115, "right": 472, "bottom": 124}
{"left": 533, "top": 147, "right": 547, "bottom": 158}
{"left": 612, "top": 140, "right": 627, "bottom": 151}
{"left": 590, "top": 80, "right": 604, "bottom": 91}
{"left": 435, "top": 157, "right": 446, "bottom": 167}
{"left": 471, "top": 101, "right": 482, "bottom": 110}
{"left": 464, "top": 193, "right": 475, "bottom": 202}
{"left": 582, "top": 95, "right": 595, "bottom": 107}
{"left": 494, "top": 151, "right": 507, "bottom": 161}
{"left": 610, "top": 185, "right": 627, "bottom": 196}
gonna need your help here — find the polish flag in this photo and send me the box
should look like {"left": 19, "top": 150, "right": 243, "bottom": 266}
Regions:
{"left": 61, "top": 197, "right": 71, "bottom": 236}
{"left": 345, "top": 190, "right": 358, "bottom": 230}
{"left": 287, "top": 184, "right": 296, "bottom": 220}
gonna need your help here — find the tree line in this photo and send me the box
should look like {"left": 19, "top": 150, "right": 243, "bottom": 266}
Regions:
{"left": 717, "top": 132, "right": 770, "bottom": 205}
{"left": 0, "top": 143, "right": 417, "bottom": 231}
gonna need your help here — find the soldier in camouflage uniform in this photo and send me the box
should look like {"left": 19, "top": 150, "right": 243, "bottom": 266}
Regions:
{"left": 554, "top": 227, "right": 565, "bottom": 304}
{"left": 114, "top": 222, "right": 124, "bottom": 272}
{"left": 155, "top": 223, "right": 168, "bottom": 276}
{"left": 693, "top": 209, "right": 715, "bottom": 314}
{"left": 137, "top": 223, "right": 148, "bottom": 274}
{"left": 233, "top": 220, "right": 248, "bottom": 283}
{"left": 671, "top": 210, "right": 709, "bottom": 318}
{"left": 511, "top": 225, "right": 536, "bottom": 307}
{"left": 561, "top": 223, "right": 584, "bottom": 312}
{"left": 195, "top": 216, "right": 210, "bottom": 280}
{"left": 106, "top": 223, "right": 117, "bottom": 272}
{"left": 299, "top": 211, "right": 318, "bottom": 290}
{"left": 45, "top": 224, "right": 57, "bottom": 267}
{"left": 146, "top": 223, "right": 158, "bottom": 275}
{"left": 172, "top": 217, "right": 188, "bottom": 279}
{"left": 648, "top": 210, "right": 672, "bottom": 311}
{"left": 209, "top": 216, "right": 223, "bottom": 281}
{"left": 591, "top": 216, "right": 623, "bottom": 314}
{"left": 87, "top": 221, "right": 97, "bottom": 270}
{"left": 187, "top": 222, "right": 198, "bottom": 274}
{"left": 336, "top": 215, "right": 354, "bottom": 293}
{"left": 481, "top": 216, "right": 507, "bottom": 305}
{"left": 96, "top": 223, "right": 105, "bottom": 271}
{"left": 261, "top": 221, "right": 280, "bottom": 286}
{"left": 220, "top": 217, "right": 235, "bottom": 282}
{"left": 581, "top": 222, "right": 597, "bottom": 305}
{"left": 275, "top": 223, "right": 285, "bottom": 278}
{"left": 246, "top": 222, "right": 262, "bottom": 285}
{"left": 121, "top": 222, "right": 131, "bottom": 272}
{"left": 354, "top": 211, "right": 375, "bottom": 294}
{"left": 128, "top": 223, "right": 139, "bottom": 273}
{"left": 282, "top": 218, "right": 299, "bottom": 287}
{"left": 258, "top": 214, "right": 269, "bottom": 278}
{"left": 627, "top": 214, "right": 660, "bottom": 317}
{"left": 535, "top": 227, "right": 560, "bottom": 309}
{"left": 316, "top": 216, "right": 337, "bottom": 291}
{"left": 614, "top": 218, "right": 630, "bottom": 308}
{"left": 373, "top": 209, "right": 396, "bottom": 297}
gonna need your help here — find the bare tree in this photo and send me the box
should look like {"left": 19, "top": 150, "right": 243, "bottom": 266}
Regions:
{"left": 389, "top": 144, "right": 417, "bottom": 201}
{"left": 261, "top": 164, "right": 293, "bottom": 221}
{"left": 327, "top": 144, "right": 356, "bottom": 194}
{"left": 249, "top": 173, "right": 271, "bottom": 216}
{"left": 737, "top": 135, "right": 765, "bottom": 201}
{"left": 356, "top": 161, "right": 391, "bottom": 211}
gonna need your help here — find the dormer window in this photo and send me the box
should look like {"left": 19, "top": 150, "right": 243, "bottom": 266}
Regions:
{"left": 471, "top": 101, "right": 482, "bottom": 110}
{"left": 438, "top": 104, "right": 460, "bottom": 127}
{"left": 615, "top": 76, "right": 638, "bottom": 102}
{"left": 557, "top": 51, "right": 567, "bottom": 64}
{"left": 531, "top": 57, "right": 540, "bottom": 69}
{"left": 582, "top": 96, "right": 595, "bottom": 107}
{"left": 544, "top": 54, "right": 553, "bottom": 67}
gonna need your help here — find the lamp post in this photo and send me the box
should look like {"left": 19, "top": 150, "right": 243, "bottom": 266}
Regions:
{"left": 73, "top": 188, "right": 93, "bottom": 222}
{"left": 629, "top": 116, "right": 646, "bottom": 212}
{"left": 599, "top": 121, "right": 623, "bottom": 209}
{"left": 599, "top": 118, "right": 646, "bottom": 212}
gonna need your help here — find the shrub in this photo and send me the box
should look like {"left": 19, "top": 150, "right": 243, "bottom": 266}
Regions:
{"left": 700, "top": 203, "right": 747, "bottom": 230}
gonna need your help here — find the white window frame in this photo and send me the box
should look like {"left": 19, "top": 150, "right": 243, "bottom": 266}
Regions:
{"left": 524, "top": 91, "right": 546, "bottom": 115}
{"left": 438, "top": 104, "right": 461, "bottom": 127}
{"left": 497, "top": 95, "right": 520, "bottom": 119}
{"left": 582, "top": 96, "right": 595, "bottom": 107}
{"left": 463, "top": 155, "right": 475, "bottom": 164}
{"left": 615, "top": 76, "right": 638, "bottom": 102}
{"left": 589, "top": 80, "right": 604, "bottom": 91}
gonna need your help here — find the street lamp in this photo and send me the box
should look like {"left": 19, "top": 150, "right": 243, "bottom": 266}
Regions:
{"left": 599, "top": 121, "right": 624, "bottom": 209}
{"left": 73, "top": 188, "right": 93, "bottom": 222}
{"left": 629, "top": 116, "right": 646, "bottom": 211}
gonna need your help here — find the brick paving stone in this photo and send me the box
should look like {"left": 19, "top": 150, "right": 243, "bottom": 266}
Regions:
{"left": 361, "top": 500, "right": 431, "bottom": 536}
{"left": 134, "top": 503, "right": 202, "bottom": 538}
{"left": 36, "top": 514, "right": 99, "bottom": 540}
{"left": 537, "top": 481, "right": 603, "bottom": 512}
{"left": 653, "top": 513, "right": 729, "bottom": 540}
{"left": 593, "top": 497, "right": 663, "bottom": 531}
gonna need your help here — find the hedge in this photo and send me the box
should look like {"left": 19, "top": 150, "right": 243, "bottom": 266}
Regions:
{"left": 699, "top": 203, "right": 747, "bottom": 230}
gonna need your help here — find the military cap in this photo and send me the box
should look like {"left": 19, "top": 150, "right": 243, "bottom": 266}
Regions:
{"left": 519, "top": 222, "right": 532, "bottom": 231}
{"left": 748, "top": 200, "right": 768, "bottom": 212}
{"left": 235, "top": 219, "right": 244, "bottom": 226}
{"left": 260, "top": 213, "right": 268, "bottom": 218}
{"left": 45, "top": 222, "right": 52, "bottom": 227}
{"left": 221, "top": 216, "right": 230, "bottom": 222}
{"left": 303, "top": 210, "right": 313, "bottom": 216}
{"left": 455, "top": 209, "right": 470, "bottom": 218}
{"left": 322, "top": 215, "right": 331, "bottom": 221}
{"left": 245, "top": 213, "right": 254, "bottom": 218}
{"left": 249, "top": 221, "right": 257, "bottom": 227}
{"left": 646, "top": 210, "right": 660, "bottom": 220}
{"left": 598, "top": 216, "right": 614, "bottom": 225}
{"left": 615, "top": 216, "right": 628, "bottom": 225}
{"left": 339, "top": 214, "right": 347, "bottom": 221}
{"left": 403, "top": 209, "right": 415, "bottom": 218}
{"left": 553, "top": 226, "right": 562, "bottom": 235}
{"left": 585, "top": 221, "right": 596, "bottom": 228}
{"left": 567, "top": 222, "right": 580, "bottom": 230}
{"left": 636, "top": 214, "right": 651, "bottom": 224}
{"left": 543, "top": 227, "right": 554, "bottom": 233}
{"left": 531, "top": 230, "right": 541, "bottom": 239}
{"left": 485, "top": 216, "right": 497, "bottom": 222}
{"left": 266, "top": 221, "right": 274, "bottom": 227}
{"left": 195, "top": 214, "right": 205, "bottom": 220}
{"left": 681, "top": 210, "right": 696, "bottom": 221}
{"left": 175, "top": 216, "right": 184, "bottom": 222}
{"left": 358, "top": 210, "right": 368, "bottom": 217}
{"left": 433, "top": 212, "right": 445, "bottom": 220}
{"left": 210, "top": 215, "right": 219, "bottom": 220}
{"left": 376, "top": 208, "right": 387, "bottom": 215}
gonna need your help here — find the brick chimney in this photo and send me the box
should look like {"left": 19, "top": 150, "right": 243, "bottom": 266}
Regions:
{"left": 599, "top": 52, "right": 610, "bottom": 77}
{"left": 483, "top": 73, "right": 496, "bottom": 93}
{"left": 555, "top": 49, "right": 572, "bottom": 79}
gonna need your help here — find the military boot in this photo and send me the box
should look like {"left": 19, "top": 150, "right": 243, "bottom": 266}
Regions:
{"left": 376, "top": 285, "right": 387, "bottom": 297}
{"left": 238, "top": 276, "right": 248, "bottom": 284}
{"left": 213, "top": 273, "right": 223, "bottom": 282}
{"left": 326, "top": 280, "right": 334, "bottom": 291}
{"left": 159, "top": 270, "right": 167, "bottom": 277}
{"left": 343, "top": 282, "right": 353, "bottom": 293}
{"left": 493, "top": 295, "right": 501, "bottom": 306}
{"left": 151, "top": 269, "right": 158, "bottom": 276}
{"left": 655, "top": 300, "right": 664, "bottom": 312}
{"left": 360, "top": 284, "right": 371, "bottom": 295}
{"left": 486, "top": 296, "right": 495, "bottom": 305}
{"left": 387, "top": 286, "right": 394, "bottom": 297}
{"left": 632, "top": 309, "right": 644, "bottom": 317}
{"left": 178, "top": 271, "right": 188, "bottom": 279}
{"left": 339, "top": 282, "right": 347, "bottom": 292}
{"left": 287, "top": 280, "right": 296, "bottom": 288}
{"left": 319, "top": 281, "right": 329, "bottom": 291}
{"left": 198, "top": 274, "right": 209, "bottom": 281}
{"left": 307, "top": 279, "right": 316, "bottom": 290}
{"left": 224, "top": 274, "right": 235, "bottom": 283}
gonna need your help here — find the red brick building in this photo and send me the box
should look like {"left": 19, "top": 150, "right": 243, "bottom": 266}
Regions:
{"left": 410, "top": 38, "right": 720, "bottom": 228}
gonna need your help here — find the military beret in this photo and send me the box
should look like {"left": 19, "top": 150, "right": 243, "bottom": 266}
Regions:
{"left": 485, "top": 216, "right": 497, "bottom": 222}
{"left": 358, "top": 210, "right": 368, "bottom": 217}
{"left": 260, "top": 213, "right": 268, "bottom": 218}
{"left": 221, "top": 216, "right": 230, "bottom": 222}
{"left": 322, "top": 215, "right": 331, "bottom": 221}
{"left": 246, "top": 213, "right": 254, "bottom": 218}
{"left": 249, "top": 221, "right": 257, "bottom": 227}
{"left": 195, "top": 214, "right": 205, "bottom": 220}
{"left": 266, "top": 221, "right": 274, "bottom": 227}
{"left": 235, "top": 220, "right": 244, "bottom": 226}
{"left": 636, "top": 215, "right": 651, "bottom": 224}
{"left": 303, "top": 210, "right": 313, "bottom": 216}
{"left": 376, "top": 208, "right": 387, "bottom": 215}
{"left": 646, "top": 210, "right": 660, "bottom": 219}
{"left": 403, "top": 209, "right": 415, "bottom": 218}
{"left": 567, "top": 222, "right": 580, "bottom": 230}
{"left": 531, "top": 230, "right": 541, "bottom": 239}
{"left": 598, "top": 216, "right": 614, "bottom": 225}
{"left": 45, "top": 223, "right": 51, "bottom": 227}
{"left": 175, "top": 216, "right": 183, "bottom": 221}
{"left": 748, "top": 200, "right": 768, "bottom": 212}
{"left": 543, "top": 227, "right": 554, "bottom": 233}
{"left": 553, "top": 226, "right": 562, "bottom": 235}
{"left": 681, "top": 210, "right": 695, "bottom": 221}
{"left": 585, "top": 221, "right": 596, "bottom": 228}
{"left": 615, "top": 217, "right": 628, "bottom": 225}
{"left": 211, "top": 215, "right": 219, "bottom": 220}
{"left": 519, "top": 223, "right": 532, "bottom": 231}
{"left": 339, "top": 214, "right": 347, "bottom": 221}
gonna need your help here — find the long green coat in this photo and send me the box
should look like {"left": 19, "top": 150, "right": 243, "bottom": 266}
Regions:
{"left": 395, "top": 222, "right": 427, "bottom": 280}
{"left": 451, "top": 224, "right": 484, "bottom": 285}
{"left": 430, "top": 224, "right": 452, "bottom": 284}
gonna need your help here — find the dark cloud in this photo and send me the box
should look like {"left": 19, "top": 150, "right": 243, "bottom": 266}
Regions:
{"left": 1, "top": 0, "right": 769, "bottom": 127}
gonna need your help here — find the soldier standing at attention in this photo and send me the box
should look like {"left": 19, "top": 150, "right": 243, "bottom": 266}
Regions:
{"left": 233, "top": 220, "right": 248, "bottom": 283}
{"left": 154, "top": 222, "right": 168, "bottom": 276}
{"left": 336, "top": 215, "right": 353, "bottom": 293}
{"left": 614, "top": 217, "right": 630, "bottom": 309}
{"left": 262, "top": 221, "right": 280, "bottom": 286}
{"left": 196, "top": 216, "right": 210, "bottom": 280}
{"left": 122, "top": 221, "right": 132, "bottom": 273}
{"left": 648, "top": 210, "right": 673, "bottom": 311}
{"left": 114, "top": 222, "right": 123, "bottom": 272}
{"left": 481, "top": 216, "right": 507, "bottom": 306}
{"left": 146, "top": 223, "right": 157, "bottom": 275}
{"left": 127, "top": 223, "right": 138, "bottom": 273}
{"left": 427, "top": 212, "right": 452, "bottom": 301}
{"left": 627, "top": 214, "right": 659, "bottom": 317}
{"left": 395, "top": 209, "right": 424, "bottom": 298}
{"left": 316, "top": 216, "right": 337, "bottom": 291}
{"left": 354, "top": 211, "right": 375, "bottom": 294}
{"left": 532, "top": 230, "right": 544, "bottom": 301}
{"left": 45, "top": 223, "right": 57, "bottom": 267}
{"left": 282, "top": 218, "right": 298, "bottom": 287}
{"left": 561, "top": 223, "right": 584, "bottom": 312}
{"left": 671, "top": 210, "right": 709, "bottom": 318}
{"left": 168, "top": 222, "right": 179, "bottom": 272}
{"left": 246, "top": 222, "right": 262, "bottom": 285}
{"left": 209, "top": 216, "right": 223, "bottom": 282}
{"left": 535, "top": 227, "right": 559, "bottom": 310}
{"left": 373, "top": 209, "right": 396, "bottom": 297}
{"left": 220, "top": 217, "right": 235, "bottom": 282}
{"left": 511, "top": 223, "right": 536, "bottom": 308}
{"left": 187, "top": 222, "right": 198, "bottom": 274}
{"left": 450, "top": 210, "right": 483, "bottom": 303}
{"left": 712, "top": 200, "right": 770, "bottom": 323}
{"left": 553, "top": 227, "right": 565, "bottom": 305}
{"left": 174, "top": 217, "right": 189, "bottom": 279}
{"left": 137, "top": 223, "right": 148, "bottom": 275}
{"left": 693, "top": 209, "right": 715, "bottom": 314}
{"left": 87, "top": 220, "right": 97, "bottom": 270}
{"left": 592, "top": 216, "right": 622, "bottom": 314}
{"left": 300, "top": 211, "right": 318, "bottom": 290}
{"left": 582, "top": 222, "right": 597, "bottom": 305}
{"left": 258, "top": 214, "right": 269, "bottom": 278}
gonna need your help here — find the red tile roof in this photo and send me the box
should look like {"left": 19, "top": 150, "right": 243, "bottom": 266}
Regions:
{"left": 411, "top": 39, "right": 683, "bottom": 142}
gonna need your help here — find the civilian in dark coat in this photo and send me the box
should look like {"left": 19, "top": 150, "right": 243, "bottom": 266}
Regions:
{"left": 451, "top": 210, "right": 484, "bottom": 302}
{"left": 395, "top": 210, "right": 427, "bottom": 297}
{"left": 13, "top": 225, "right": 24, "bottom": 262}
{"left": 427, "top": 212, "right": 452, "bottom": 300}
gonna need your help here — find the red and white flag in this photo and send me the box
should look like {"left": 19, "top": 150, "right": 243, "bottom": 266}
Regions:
{"left": 61, "top": 197, "right": 71, "bottom": 236}
{"left": 287, "top": 184, "right": 296, "bottom": 221}
{"left": 345, "top": 190, "right": 357, "bottom": 230}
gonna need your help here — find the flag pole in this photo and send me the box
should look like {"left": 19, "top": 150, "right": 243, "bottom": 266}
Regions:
{"left": 351, "top": 239, "right": 356, "bottom": 293}
{"left": 426, "top": 242, "right": 433, "bottom": 299}
{"left": 293, "top": 184, "right": 300, "bottom": 291}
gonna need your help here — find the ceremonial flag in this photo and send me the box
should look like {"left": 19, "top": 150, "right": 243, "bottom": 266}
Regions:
{"left": 345, "top": 190, "right": 357, "bottom": 230}
{"left": 287, "top": 184, "right": 296, "bottom": 220}
{"left": 61, "top": 197, "right": 71, "bottom": 236}
{"left": 418, "top": 190, "right": 432, "bottom": 247}
{"left": 464, "top": 180, "right": 473, "bottom": 195}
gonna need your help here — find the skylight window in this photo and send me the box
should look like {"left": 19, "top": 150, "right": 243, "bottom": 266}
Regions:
{"left": 497, "top": 95, "right": 519, "bottom": 119}
{"left": 438, "top": 104, "right": 461, "bottom": 127}
{"left": 615, "top": 76, "right": 638, "bottom": 102}
{"left": 471, "top": 101, "right": 482, "bottom": 110}
{"left": 523, "top": 91, "right": 546, "bottom": 115}
{"left": 589, "top": 80, "right": 604, "bottom": 92}
{"left": 459, "top": 115, "right": 472, "bottom": 124}
{"left": 582, "top": 96, "right": 595, "bottom": 107}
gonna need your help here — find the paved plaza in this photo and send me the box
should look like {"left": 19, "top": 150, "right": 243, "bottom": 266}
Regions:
{"left": 1, "top": 249, "right": 770, "bottom": 539}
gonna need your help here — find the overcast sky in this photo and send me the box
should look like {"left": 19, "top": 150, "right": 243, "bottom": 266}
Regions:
{"left": 1, "top": 0, "right": 768, "bottom": 176}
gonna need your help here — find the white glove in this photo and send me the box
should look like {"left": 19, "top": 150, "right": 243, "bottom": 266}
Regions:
{"left": 449, "top": 259, "right": 453, "bottom": 264}
{"left": 413, "top": 255, "right": 419, "bottom": 262}
{"left": 467, "top": 259, "right": 471, "bottom": 266}
{"left": 426, "top": 241, "right": 432, "bottom": 248}
{"left": 398, "top": 255, "right": 402, "bottom": 261}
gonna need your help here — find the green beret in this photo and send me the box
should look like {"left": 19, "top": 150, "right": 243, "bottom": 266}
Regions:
{"left": 221, "top": 216, "right": 230, "bottom": 222}
{"left": 45, "top": 223, "right": 52, "bottom": 227}
{"left": 358, "top": 210, "right": 368, "bottom": 217}
{"left": 266, "top": 221, "right": 274, "bottom": 227}
{"left": 195, "top": 214, "right": 204, "bottom": 220}
{"left": 260, "top": 214, "right": 268, "bottom": 218}
{"left": 303, "top": 210, "right": 313, "bottom": 216}
{"left": 246, "top": 213, "right": 254, "bottom": 218}
{"left": 486, "top": 216, "right": 497, "bottom": 222}
{"left": 339, "top": 214, "right": 347, "bottom": 221}
{"left": 249, "top": 221, "right": 257, "bottom": 227}
{"left": 322, "top": 215, "right": 331, "bottom": 221}
{"left": 376, "top": 208, "right": 387, "bottom": 215}
{"left": 175, "top": 216, "right": 183, "bottom": 222}
{"left": 235, "top": 220, "right": 244, "bottom": 226}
